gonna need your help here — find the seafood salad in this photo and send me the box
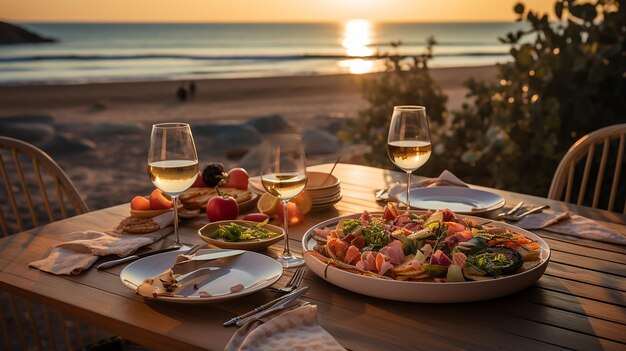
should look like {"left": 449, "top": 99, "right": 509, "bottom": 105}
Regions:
{"left": 306, "top": 204, "right": 542, "bottom": 282}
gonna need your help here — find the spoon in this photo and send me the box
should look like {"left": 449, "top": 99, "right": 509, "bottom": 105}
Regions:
{"left": 321, "top": 155, "right": 341, "bottom": 186}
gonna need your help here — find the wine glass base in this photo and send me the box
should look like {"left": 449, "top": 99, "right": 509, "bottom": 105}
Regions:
{"left": 277, "top": 255, "right": 305, "bottom": 268}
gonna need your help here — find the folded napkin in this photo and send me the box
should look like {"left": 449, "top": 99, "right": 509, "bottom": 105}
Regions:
{"left": 29, "top": 212, "right": 174, "bottom": 275}
{"left": 388, "top": 170, "right": 468, "bottom": 201}
{"left": 226, "top": 304, "right": 345, "bottom": 351}
{"left": 516, "top": 211, "right": 626, "bottom": 245}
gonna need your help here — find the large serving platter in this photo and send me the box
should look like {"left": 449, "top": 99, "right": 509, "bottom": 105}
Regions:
{"left": 120, "top": 249, "right": 282, "bottom": 303}
{"left": 396, "top": 187, "right": 505, "bottom": 214}
{"left": 302, "top": 212, "right": 550, "bottom": 303}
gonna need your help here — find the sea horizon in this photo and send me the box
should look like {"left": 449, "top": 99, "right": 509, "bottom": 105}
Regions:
{"left": 0, "top": 21, "right": 527, "bottom": 85}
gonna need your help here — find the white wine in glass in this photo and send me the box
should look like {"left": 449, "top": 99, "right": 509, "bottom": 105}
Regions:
{"left": 148, "top": 123, "right": 198, "bottom": 249}
{"left": 387, "top": 106, "right": 431, "bottom": 209}
{"left": 261, "top": 134, "right": 307, "bottom": 268}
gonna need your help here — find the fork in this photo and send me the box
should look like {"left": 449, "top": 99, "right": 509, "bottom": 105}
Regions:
{"left": 501, "top": 205, "right": 549, "bottom": 222}
{"left": 270, "top": 268, "right": 305, "bottom": 293}
{"left": 186, "top": 243, "right": 204, "bottom": 254}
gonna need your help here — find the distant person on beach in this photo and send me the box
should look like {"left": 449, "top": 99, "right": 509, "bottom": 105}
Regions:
{"left": 176, "top": 85, "right": 188, "bottom": 102}
{"left": 188, "top": 81, "right": 196, "bottom": 99}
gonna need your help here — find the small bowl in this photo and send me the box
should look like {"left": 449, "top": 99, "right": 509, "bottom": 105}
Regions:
{"left": 197, "top": 220, "right": 284, "bottom": 251}
{"left": 306, "top": 171, "right": 340, "bottom": 191}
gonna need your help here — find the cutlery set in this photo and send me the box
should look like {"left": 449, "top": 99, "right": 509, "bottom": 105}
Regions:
{"left": 224, "top": 267, "right": 308, "bottom": 327}
{"left": 97, "top": 243, "right": 204, "bottom": 270}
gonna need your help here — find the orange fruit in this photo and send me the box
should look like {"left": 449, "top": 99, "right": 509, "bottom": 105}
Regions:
{"left": 130, "top": 196, "right": 151, "bottom": 211}
{"left": 290, "top": 191, "right": 312, "bottom": 215}
{"left": 257, "top": 193, "right": 280, "bottom": 216}
{"left": 277, "top": 201, "right": 305, "bottom": 225}
{"left": 149, "top": 189, "right": 173, "bottom": 210}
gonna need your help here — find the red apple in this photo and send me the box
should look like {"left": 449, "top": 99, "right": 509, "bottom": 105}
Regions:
{"left": 206, "top": 195, "right": 239, "bottom": 222}
{"left": 191, "top": 171, "right": 206, "bottom": 187}
{"left": 150, "top": 189, "right": 173, "bottom": 210}
{"left": 224, "top": 168, "right": 249, "bottom": 190}
{"left": 242, "top": 213, "right": 270, "bottom": 222}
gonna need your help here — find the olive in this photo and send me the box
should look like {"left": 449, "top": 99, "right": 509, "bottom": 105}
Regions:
{"left": 202, "top": 163, "right": 227, "bottom": 187}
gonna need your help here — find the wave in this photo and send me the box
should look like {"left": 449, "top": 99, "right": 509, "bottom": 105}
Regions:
{"left": 0, "top": 51, "right": 508, "bottom": 63}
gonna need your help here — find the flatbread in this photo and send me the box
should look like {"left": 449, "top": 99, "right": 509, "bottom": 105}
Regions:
{"left": 118, "top": 217, "right": 160, "bottom": 234}
{"left": 179, "top": 187, "right": 252, "bottom": 209}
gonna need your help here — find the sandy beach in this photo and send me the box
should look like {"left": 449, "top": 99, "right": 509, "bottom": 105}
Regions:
{"left": 0, "top": 65, "right": 497, "bottom": 210}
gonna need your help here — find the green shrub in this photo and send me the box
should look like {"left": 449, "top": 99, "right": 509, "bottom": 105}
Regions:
{"left": 439, "top": 0, "right": 625, "bottom": 196}
{"left": 344, "top": 0, "right": 625, "bottom": 198}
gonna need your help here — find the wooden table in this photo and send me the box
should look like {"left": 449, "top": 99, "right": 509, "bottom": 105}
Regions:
{"left": 1, "top": 163, "right": 625, "bottom": 350}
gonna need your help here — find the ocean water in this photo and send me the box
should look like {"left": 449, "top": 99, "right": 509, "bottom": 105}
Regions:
{"left": 0, "top": 22, "right": 528, "bottom": 84}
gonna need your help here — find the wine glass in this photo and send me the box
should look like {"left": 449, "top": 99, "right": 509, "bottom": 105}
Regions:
{"left": 147, "top": 123, "right": 199, "bottom": 249}
{"left": 387, "top": 106, "right": 432, "bottom": 209}
{"left": 261, "top": 134, "right": 307, "bottom": 268}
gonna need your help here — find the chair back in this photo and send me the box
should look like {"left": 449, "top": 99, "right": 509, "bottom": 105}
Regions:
{"left": 548, "top": 124, "right": 626, "bottom": 213}
{"left": 0, "top": 137, "right": 106, "bottom": 350}
{"left": 0, "top": 136, "right": 89, "bottom": 236}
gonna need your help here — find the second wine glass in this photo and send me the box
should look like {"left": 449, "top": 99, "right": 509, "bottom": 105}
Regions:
{"left": 261, "top": 134, "right": 307, "bottom": 268}
{"left": 147, "top": 123, "right": 199, "bottom": 249}
{"left": 387, "top": 106, "right": 432, "bottom": 209}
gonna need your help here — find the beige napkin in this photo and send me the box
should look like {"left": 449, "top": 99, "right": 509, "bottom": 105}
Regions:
{"left": 388, "top": 170, "right": 468, "bottom": 201}
{"left": 226, "top": 304, "right": 345, "bottom": 351}
{"left": 516, "top": 211, "right": 626, "bottom": 245}
{"left": 29, "top": 212, "right": 174, "bottom": 275}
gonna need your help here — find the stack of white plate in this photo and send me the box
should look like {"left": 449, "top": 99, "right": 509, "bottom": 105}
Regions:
{"left": 306, "top": 171, "right": 342, "bottom": 211}
{"left": 248, "top": 171, "right": 342, "bottom": 211}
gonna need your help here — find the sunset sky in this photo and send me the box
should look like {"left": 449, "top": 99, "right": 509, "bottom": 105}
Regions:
{"left": 3, "top": 0, "right": 553, "bottom": 23}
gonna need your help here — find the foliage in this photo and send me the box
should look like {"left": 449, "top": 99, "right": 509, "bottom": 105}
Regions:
{"left": 340, "top": 38, "right": 448, "bottom": 169}
{"left": 345, "top": 0, "right": 625, "bottom": 198}
{"left": 438, "top": 0, "right": 625, "bottom": 196}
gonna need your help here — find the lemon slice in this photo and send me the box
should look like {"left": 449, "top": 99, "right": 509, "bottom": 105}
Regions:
{"left": 257, "top": 193, "right": 280, "bottom": 215}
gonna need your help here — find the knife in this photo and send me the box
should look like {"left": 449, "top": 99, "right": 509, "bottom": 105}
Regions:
{"left": 96, "top": 246, "right": 180, "bottom": 270}
{"left": 235, "top": 286, "right": 309, "bottom": 327}
{"left": 223, "top": 286, "right": 310, "bottom": 327}
{"left": 181, "top": 250, "right": 245, "bottom": 263}
{"left": 172, "top": 250, "right": 246, "bottom": 283}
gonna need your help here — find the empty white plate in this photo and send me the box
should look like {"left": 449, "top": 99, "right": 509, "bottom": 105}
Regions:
{"left": 120, "top": 249, "right": 282, "bottom": 303}
{"left": 396, "top": 186, "right": 505, "bottom": 214}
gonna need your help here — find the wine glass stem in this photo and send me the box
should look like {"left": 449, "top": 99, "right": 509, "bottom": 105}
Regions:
{"left": 281, "top": 199, "right": 291, "bottom": 257}
{"left": 172, "top": 196, "right": 181, "bottom": 247}
{"left": 406, "top": 171, "right": 411, "bottom": 210}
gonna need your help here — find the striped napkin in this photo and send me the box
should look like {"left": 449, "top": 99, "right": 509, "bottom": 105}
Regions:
{"left": 226, "top": 304, "right": 345, "bottom": 351}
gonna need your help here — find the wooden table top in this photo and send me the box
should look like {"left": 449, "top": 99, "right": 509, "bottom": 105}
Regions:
{"left": 1, "top": 163, "right": 625, "bottom": 351}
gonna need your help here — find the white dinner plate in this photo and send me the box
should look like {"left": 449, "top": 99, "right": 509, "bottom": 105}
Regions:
{"left": 396, "top": 186, "right": 505, "bottom": 214}
{"left": 120, "top": 249, "right": 282, "bottom": 303}
{"left": 302, "top": 212, "right": 550, "bottom": 303}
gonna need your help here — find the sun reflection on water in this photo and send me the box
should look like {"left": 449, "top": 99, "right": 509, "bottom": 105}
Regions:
{"left": 339, "top": 19, "right": 376, "bottom": 74}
